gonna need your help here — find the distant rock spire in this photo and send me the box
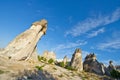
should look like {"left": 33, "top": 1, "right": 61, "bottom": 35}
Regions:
{"left": 63, "top": 55, "right": 68, "bottom": 67}
{"left": 42, "top": 50, "right": 56, "bottom": 61}
{"left": 108, "top": 60, "right": 116, "bottom": 71}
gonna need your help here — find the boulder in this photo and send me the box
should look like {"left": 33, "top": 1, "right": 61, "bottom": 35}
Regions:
{"left": 0, "top": 19, "right": 47, "bottom": 61}
{"left": 70, "top": 48, "right": 83, "bottom": 71}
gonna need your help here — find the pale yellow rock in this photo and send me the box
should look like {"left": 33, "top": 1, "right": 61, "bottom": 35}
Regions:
{"left": 43, "top": 51, "right": 56, "bottom": 61}
{"left": 70, "top": 48, "right": 83, "bottom": 71}
{"left": 63, "top": 55, "right": 68, "bottom": 67}
{"left": 1, "top": 19, "right": 47, "bottom": 61}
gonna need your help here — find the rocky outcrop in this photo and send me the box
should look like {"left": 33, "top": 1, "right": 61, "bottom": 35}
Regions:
{"left": 70, "top": 48, "right": 83, "bottom": 71}
{"left": 108, "top": 61, "right": 116, "bottom": 71}
{"left": 105, "top": 60, "right": 116, "bottom": 76}
{"left": 63, "top": 55, "right": 68, "bottom": 67}
{"left": 0, "top": 19, "right": 47, "bottom": 61}
{"left": 83, "top": 53, "right": 105, "bottom": 75}
{"left": 42, "top": 51, "right": 56, "bottom": 61}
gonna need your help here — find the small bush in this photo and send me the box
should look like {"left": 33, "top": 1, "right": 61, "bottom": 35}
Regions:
{"left": 38, "top": 55, "right": 41, "bottom": 61}
{"left": 35, "top": 65, "right": 44, "bottom": 71}
{"left": 65, "top": 66, "right": 76, "bottom": 71}
{"left": 53, "top": 67, "right": 57, "bottom": 70}
{"left": 59, "top": 62, "right": 65, "bottom": 67}
{"left": 38, "top": 56, "right": 47, "bottom": 62}
{"left": 0, "top": 70, "right": 4, "bottom": 74}
{"left": 110, "top": 69, "right": 120, "bottom": 79}
{"left": 48, "top": 58, "right": 54, "bottom": 64}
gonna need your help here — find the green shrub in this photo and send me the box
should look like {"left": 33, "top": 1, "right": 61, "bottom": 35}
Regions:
{"left": 38, "top": 55, "right": 41, "bottom": 61}
{"left": 38, "top": 56, "right": 47, "bottom": 62}
{"left": 65, "top": 66, "right": 76, "bottom": 71}
{"left": 53, "top": 67, "right": 57, "bottom": 70}
{"left": 48, "top": 58, "right": 54, "bottom": 64}
{"left": 59, "top": 62, "right": 65, "bottom": 67}
{"left": 110, "top": 69, "right": 120, "bottom": 79}
{"left": 35, "top": 65, "right": 44, "bottom": 71}
{"left": 0, "top": 70, "right": 4, "bottom": 74}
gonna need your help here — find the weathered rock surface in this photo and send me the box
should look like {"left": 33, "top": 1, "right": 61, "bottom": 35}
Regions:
{"left": 83, "top": 53, "right": 105, "bottom": 75}
{"left": 105, "top": 61, "right": 116, "bottom": 76}
{"left": 0, "top": 19, "right": 47, "bottom": 61}
{"left": 63, "top": 55, "right": 68, "bottom": 67}
{"left": 70, "top": 48, "right": 83, "bottom": 71}
{"left": 42, "top": 51, "right": 56, "bottom": 61}
{"left": 108, "top": 61, "right": 116, "bottom": 71}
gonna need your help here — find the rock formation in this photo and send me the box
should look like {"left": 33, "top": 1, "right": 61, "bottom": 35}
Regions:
{"left": 63, "top": 55, "right": 68, "bottom": 67}
{"left": 83, "top": 53, "right": 105, "bottom": 75}
{"left": 42, "top": 51, "right": 56, "bottom": 61}
{"left": 108, "top": 60, "right": 116, "bottom": 71}
{"left": 70, "top": 48, "right": 83, "bottom": 71}
{"left": 0, "top": 19, "right": 47, "bottom": 61}
{"left": 105, "top": 60, "right": 116, "bottom": 76}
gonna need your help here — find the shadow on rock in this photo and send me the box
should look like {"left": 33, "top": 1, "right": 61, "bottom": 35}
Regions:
{"left": 17, "top": 70, "right": 56, "bottom": 80}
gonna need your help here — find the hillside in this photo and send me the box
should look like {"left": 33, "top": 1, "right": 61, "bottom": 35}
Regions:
{"left": 0, "top": 56, "right": 113, "bottom": 80}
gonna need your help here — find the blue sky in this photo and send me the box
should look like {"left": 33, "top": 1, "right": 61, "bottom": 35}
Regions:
{"left": 0, "top": 0, "right": 120, "bottom": 65}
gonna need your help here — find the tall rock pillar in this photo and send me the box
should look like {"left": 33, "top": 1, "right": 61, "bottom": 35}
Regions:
{"left": 70, "top": 48, "right": 83, "bottom": 71}
{"left": 2, "top": 19, "right": 47, "bottom": 61}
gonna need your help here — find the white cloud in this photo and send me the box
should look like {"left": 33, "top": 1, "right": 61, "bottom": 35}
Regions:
{"left": 87, "top": 28, "right": 105, "bottom": 38}
{"left": 51, "top": 40, "right": 87, "bottom": 51}
{"left": 98, "top": 39, "right": 120, "bottom": 50}
{"left": 65, "top": 8, "right": 120, "bottom": 37}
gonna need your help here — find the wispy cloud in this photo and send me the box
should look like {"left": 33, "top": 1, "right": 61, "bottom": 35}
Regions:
{"left": 51, "top": 40, "right": 87, "bottom": 51}
{"left": 87, "top": 28, "right": 105, "bottom": 38}
{"left": 97, "top": 31, "right": 120, "bottom": 51}
{"left": 65, "top": 8, "right": 120, "bottom": 37}
{"left": 98, "top": 39, "right": 120, "bottom": 50}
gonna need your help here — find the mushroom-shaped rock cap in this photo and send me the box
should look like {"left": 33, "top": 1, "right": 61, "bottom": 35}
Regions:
{"left": 32, "top": 19, "right": 47, "bottom": 27}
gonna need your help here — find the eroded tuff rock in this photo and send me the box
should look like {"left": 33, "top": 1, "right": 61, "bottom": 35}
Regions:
{"left": 70, "top": 48, "right": 83, "bottom": 71}
{"left": 63, "top": 55, "right": 68, "bottom": 67}
{"left": 0, "top": 19, "right": 47, "bottom": 61}
{"left": 42, "top": 51, "right": 56, "bottom": 61}
{"left": 105, "top": 60, "right": 116, "bottom": 76}
{"left": 83, "top": 53, "right": 105, "bottom": 75}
